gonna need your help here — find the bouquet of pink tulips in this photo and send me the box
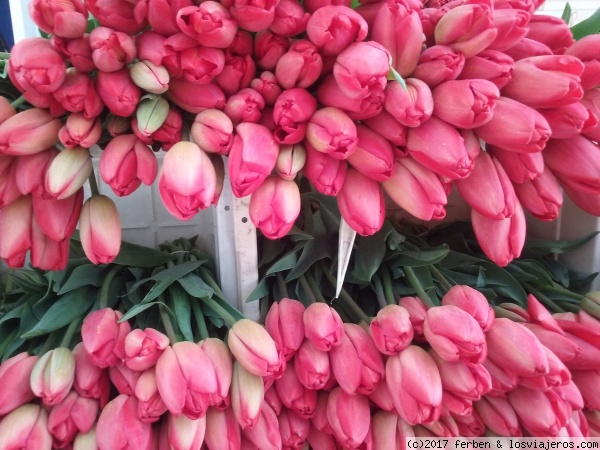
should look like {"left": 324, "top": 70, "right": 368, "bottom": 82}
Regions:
{"left": 1, "top": 0, "right": 600, "bottom": 272}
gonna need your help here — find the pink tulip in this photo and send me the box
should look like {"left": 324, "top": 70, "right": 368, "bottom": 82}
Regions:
{"left": 264, "top": 386, "right": 283, "bottom": 416}
{"left": 0, "top": 195, "right": 32, "bottom": 268}
{"left": 143, "top": 0, "right": 193, "bottom": 36}
{"left": 99, "top": 135, "right": 158, "bottom": 197}
{"left": 190, "top": 109, "right": 233, "bottom": 156}
{"left": 169, "top": 80, "right": 225, "bottom": 116}
{"left": 398, "top": 296, "right": 428, "bottom": 340}
{"left": 504, "top": 37, "right": 553, "bottom": 62}
{"left": 488, "top": 145, "right": 544, "bottom": 183}
{"left": 254, "top": 31, "right": 290, "bottom": 71}
{"left": 441, "top": 285, "right": 494, "bottom": 331}
{"left": 79, "top": 195, "right": 122, "bottom": 265}
{"left": 316, "top": 74, "right": 385, "bottom": 121}
{"left": 412, "top": 45, "right": 465, "bottom": 88}
{"left": 15, "top": 148, "right": 59, "bottom": 199}
{"left": 384, "top": 79, "right": 433, "bottom": 128}
{"left": 130, "top": 60, "right": 169, "bottom": 95}
{"left": 434, "top": 3, "right": 498, "bottom": 58}
{"left": 362, "top": 110, "right": 407, "bottom": 152}
{"left": 303, "top": 143, "right": 347, "bottom": 196}
{"left": 228, "top": 122, "right": 279, "bottom": 198}
{"left": 44, "top": 146, "right": 92, "bottom": 200}
{"left": 561, "top": 183, "right": 600, "bottom": 217}
{"left": 382, "top": 156, "right": 448, "bottom": 221}
{"left": 306, "top": 6, "right": 367, "bottom": 56}
{"left": 0, "top": 404, "right": 52, "bottom": 450}
{"left": 228, "top": 319, "right": 281, "bottom": 378}
{"left": 59, "top": 113, "right": 102, "bottom": 149}
{"left": 86, "top": 0, "right": 146, "bottom": 33}
{"left": 96, "top": 69, "right": 141, "bottom": 118}
{"left": 432, "top": 79, "right": 499, "bottom": 128}
{"left": 269, "top": 0, "right": 309, "bottom": 36}
{"left": 215, "top": 54, "right": 256, "bottom": 97}
{"left": 276, "top": 143, "right": 306, "bottom": 181}
{"left": 326, "top": 387, "right": 371, "bottom": 448}
{"left": 134, "top": 107, "right": 182, "bottom": 151}
{"left": 250, "top": 72, "right": 283, "bottom": 106}
{"left": 205, "top": 408, "right": 242, "bottom": 450}
{"left": 294, "top": 339, "right": 331, "bottom": 390}
{"left": 339, "top": 323, "right": 385, "bottom": 395}
{"left": 72, "top": 343, "right": 110, "bottom": 407}
{"left": 311, "top": 391, "right": 333, "bottom": 434}
{"left": 476, "top": 97, "right": 551, "bottom": 154}
{"left": 406, "top": 116, "right": 472, "bottom": 179}
{"left": 273, "top": 88, "right": 317, "bottom": 145}
{"left": 564, "top": 35, "right": 600, "bottom": 91}
{"left": 474, "top": 396, "right": 522, "bottom": 437}
{"left": 386, "top": 345, "right": 443, "bottom": 425}
{"left": 304, "top": 0, "right": 351, "bottom": 13}
{"left": 0, "top": 108, "right": 62, "bottom": 156}
{"left": 241, "top": 401, "right": 282, "bottom": 450}
{"left": 265, "top": 298, "right": 306, "bottom": 362}
{"left": 278, "top": 408, "right": 309, "bottom": 448}
{"left": 523, "top": 323, "right": 581, "bottom": 366}
{"left": 571, "top": 370, "right": 600, "bottom": 410}
{"left": 29, "top": 0, "right": 88, "bottom": 38}
{"left": 275, "top": 360, "right": 317, "bottom": 418}
{"left": 159, "top": 141, "right": 217, "bottom": 220}
{"left": 514, "top": 169, "right": 563, "bottom": 221}
{"left": 0, "top": 352, "right": 39, "bottom": 416}
{"left": 47, "top": 391, "right": 98, "bottom": 448}
{"left": 370, "top": 304, "right": 414, "bottom": 355}
{"left": 159, "top": 413, "right": 206, "bottom": 450}
{"left": 51, "top": 34, "right": 95, "bottom": 73}
{"left": 8, "top": 37, "right": 66, "bottom": 96}
{"left": 458, "top": 49, "right": 515, "bottom": 89}
{"left": 81, "top": 308, "right": 130, "bottom": 369}
{"left": 176, "top": 2, "right": 237, "bottom": 48}
{"left": 307, "top": 425, "right": 337, "bottom": 450}
{"left": 89, "top": 27, "right": 136, "bottom": 72}
{"left": 30, "top": 347, "right": 75, "bottom": 406}
{"left": 134, "top": 368, "right": 168, "bottom": 423}
{"left": 221, "top": 0, "right": 277, "bottom": 32}
{"left": 328, "top": 331, "right": 363, "bottom": 395}
{"left": 123, "top": 328, "right": 170, "bottom": 372}
{"left": 30, "top": 218, "right": 69, "bottom": 271}
{"left": 228, "top": 30, "right": 254, "bottom": 56}
{"left": 431, "top": 350, "right": 492, "bottom": 401}
{"left": 224, "top": 88, "right": 265, "bottom": 126}
{"left": 180, "top": 46, "right": 226, "bottom": 85}
{"left": 488, "top": 8, "right": 530, "bottom": 52}
{"left": 508, "top": 386, "right": 570, "bottom": 436}
{"left": 337, "top": 168, "right": 385, "bottom": 236}
{"left": 539, "top": 102, "right": 590, "bottom": 140}
{"left": 346, "top": 124, "right": 394, "bottom": 181}
{"left": 303, "top": 302, "right": 344, "bottom": 351}
{"left": 453, "top": 410, "right": 485, "bottom": 437}
{"left": 519, "top": 346, "right": 571, "bottom": 392}
{"left": 0, "top": 97, "right": 15, "bottom": 125}
{"left": 230, "top": 361, "right": 264, "bottom": 429}
{"left": 526, "top": 14, "right": 574, "bottom": 54}
{"left": 503, "top": 55, "right": 584, "bottom": 109}
{"left": 96, "top": 395, "right": 153, "bottom": 450}
{"left": 199, "top": 338, "right": 233, "bottom": 409}
{"left": 275, "top": 40, "right": 323, "bottom": 89}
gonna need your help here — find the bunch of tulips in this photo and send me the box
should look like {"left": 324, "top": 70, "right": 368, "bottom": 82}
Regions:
{"left": 1, "top": 285, "right": 600, "bottom": 449}
{"left": 0, "top": 0, "right": 600, "bottom": 270}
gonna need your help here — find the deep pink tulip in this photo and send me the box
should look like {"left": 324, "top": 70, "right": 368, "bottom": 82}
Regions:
{"left": 224, "top": 88, "right": 265, "bottom": 126}
{"left": 456, "top": 151, "right": 516, "bottom": 220}
{"left": 294, "top": 339, "right": 331, "bottom": 390}
{"left": 228, "top": 319, "right": 281, "bottom": 378}
{"left": 81, "top": 308, "right": 130, "bottom": 369}
{"left": 156, "top": 341, "right": 218, "bottom": 419}
{"left": 241, "top": 401, "right": 281, "bottom": 450}
{"left": 86, "top": 0, "right": 146, "bottom": 33}
{"left": 303, "top": 142, "right": 347, "bottom": 196}
{"left": 269, "top": 0, "right": 309, "bottom": 36}
{"left": 519, "top": 345, "right": 571, "bottom": 392}
{"left": 47, "top": 391, "right": 97, "bottom": 448}
{"left": 488, "top": 8, "right": 530, "bottom": 52}
{"left": 180, "top": 46, "right": 226, "bottom": 85}
{"left": 250, "top": 72, "right": 283, "bottom": 106}
{"left": 0, "top": 108, "right": 62, "bottom": 156}
{"left": 488, "top": 145, "right": 544, "bottom": 183}
{"left": 370, "top": 304, "right": 414, "bottom": 356}
{"left": 29, "top": 0, "right": 87, "bottom": 38}
{"left": 99, "top": 135, "right": 158, "bottom": 197}
{"left": 199, "top": 338, "right": 233, "bottom": 409}
{"left": 382, "top": 156, "right": 448, "bottom": 221}
{"left": 434, "top": 3, "right": 498, "bottom": 58}
{"left": 508, "top": 386, "right": 570, "bottom": 437}
{"left": 254, "top": 31, "right": 290, "bottom": 71}
{"left": 215, "top": 54, "right": 256, "bottom": 97}
{"left": 0, "top": 352, "right": 39, "bottom": 416}
{"left": 158, "top": 141, "right": 217, "bottom": 220}
{"left": 0, "top": 404, "right": 52, "bottom": 450}
{"left": 431, "top": 350, "right": 491, "bottom": 401}
{"left": 190, "top": 109, "right": 233, "bottom": 156}
{"left": 176, "top": 2, "right": 236, "bottom": 48}
{"left": 205, "top": 408, "right": 242, "bottom": 450}
{"left": 278, "top": 408, "right": 309, "bottom": 449}
{"left": 458, "top": 49, "right": 515, "bottom": 89}
{"left": 50, "top": 34, "right": 95, "bottom": 73}
{"left": 337, "top": 168, "right": 385, "bottom": 236}
{"left": 0, "top": 97, "right": 15, "bottom": 125}
{"left": 275, "top": 360, "right": 317, "bottom": 418}
{"left": 221, "top": 0, "right": 277, "bottom": 32}
{"left": 386, "top": 345, "right": 443, "bottom": 425}
{"left": 96, "top": 69, "right": 141, "bottom": 118}
{"left": 306, "top": 5, "right": 367, "bottom": 56}
{"left": 326, "top": 387, "right": 371, "bottom": 448}
{"left": 8, "top": 38, "right": 66, "bottom": 96}
{"left": 44, "top": 146, "right": 92, "bottom": 200}
{"left": 30, "top": 218, "right": 69, "bottom": 271}
{"left": 143, "top": 0, "right": 193, "bottom": 36}
{"left": 424, "top": 305, "right": 487, "bottom": 364}
{"left": 362, "top": 110, "right": 408, "bottom": 151}
{"left": 124, "top": 328, "right": 170, "bottom": 372}
{"left": 316, "top": 74, "right": 385, "bottom": 121}
{"left": 228, "top": 30, "right": 254, "bottom": 56}
{"left": 432, "top": 79, "right": 499, "bottom": 128}
{"left": 89, "top": 27, "right": 136, "bottom": 72}
{"left": 564, "top": 35, "right": 600, "bottom": 91}
{"left": 0, "top": 195, "right": 32, "bottom": 268}
{"left": 474, "top": 396, "right": 522, "bottom": 437}
{"left": 452, "top": 409, "right": 486, "bottom": 437}
{"left": 526, "top": 14, "right": 574, "bottom": 54}
{"left": 14, "top": 147, "right": 58, "bottom": 198}
{"left": 230, "top": 361, "right": 264, "bottom": 429}
{"left": 96, "top": 395, "right": 153, "bottom": 450}
{"left": 59, "top": 113, "right": 102, "bottom": 149}
{"left": 441, "top": 285, "right": 494, "bottom": 331}
{"left": 79, "top": 195, "right": 121, "bottom": 265}
{"left": 134, "top": 368, "right": 168, "bottom": 423}
{"left": 303, "top": 302, "right": 344, "bottom": 351}
{"left": 539, "top": 102, "right": 590, "bottom": 140}
{"left": 307, "top": 424, "right": 337, "bottom": 450}
{"left": 514, "top": 169, "right": 563, "bottom": 221}
{"left": 275, "top": 40, "right": 323, "bottom": 89}
{"left": 228, "top": 123, "right": 279, "bottom": 198}
{"left": 476, "top": 97, "right": 551, "bottom": 153}
{"left": 571, "top": 370, "right": 600, "bottom": 410}
{"left": 346, "top": 124, "right": 394, "bottom": 181}
{"left": 265, "top": 298, "right": 306, "bottom": 362}
{"left": 503, "top": 55, "right": 584, "bottom": 109}
{"left": 273, "top": 88, "right": 317, "bottom": 145}
{"left": 276, "top": 143, "right": 306, "bottom": 181}
{"left": 406, "top": 116, "right": 472, "bottom": 179}
{"left": 372, "top": 411, "right": 416, "bottom": 449}
{"left": 384, "top": 79, "right": 433, "bottom": 128}
{"left": 412, "top": 45, "right": 465, "bottom": 88}
{"left": 421, "top": 7, "right": 445, "bottom": 47}
{"left": 504, "top": 37, "right": 553, "bottom": 62}
{"left": 304, "top": 0, "right": 351, "bottom": 13}
{"left": 72, "top": 343, "right": 110, "bottom": 407}
{"left": 264, "top": 386, "right": 283, "bottom": 416}
{"left": 30, "top": 347, "right": 75, "bottom": 406}
{"left": 398, "top": 296, "right": 428, "bottom": 340}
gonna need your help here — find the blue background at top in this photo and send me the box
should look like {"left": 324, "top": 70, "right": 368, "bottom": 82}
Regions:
{"left": 0, "top": 0, "right": 15, "bottom": 50}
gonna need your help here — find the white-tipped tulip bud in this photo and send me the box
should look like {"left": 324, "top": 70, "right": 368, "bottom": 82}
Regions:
{"left": 276, "top": 144, "right": 306, "bottom": 181}
{"left": 45, "top": 146, "right": 93, "bottom": 200}
{"left": 130, "top": 60, "right": 170, "bottom": 94}
{"left": 136, "top": 94, "right": 170, "bottom": 137}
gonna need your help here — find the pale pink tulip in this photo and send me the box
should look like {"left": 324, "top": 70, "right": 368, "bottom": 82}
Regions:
{"left": 130, "top": 60, "right": 169, "bottom": 95}
{"left": 199, "top": 338, "right": 234, "bottom": 409}
{"left": 508, "top": 386, "right": 570, "bottom": 437}
{"left": 30, "top": 218, "right": 69, "bottom": 271}
{"left": 44, "top": 146, "right": 92, "bottom": 200}
{"left": 0, "top": 108, "right": 62, "bottom": 156}
{"left": 47, "top": 391, "right": 98, "bottom": 448}
{"left": 0, "top": 404, "right": 52, "bottom": 450}
{"left": 270, "top": 0, "right": 309, "bottom": 36}
{"left": 488, "top": 8, "right": 530, "bottom": 52}
{"left": 124, "top": 328, "right": 170, "bottom": 372}
{"left": 79, "top": 195, "right": 121, "bottom": 265}
{"left": 241, "top": 401, "right": 282, "bottom": 450}
{"left": 337, "top": 168, "right": 385, "bottom": 236}
{"left": 228, "top": 319, "right": 281, "bottom": 378}
{"left": 191, "top": 109, "right": 234, "bottom": 156}
{"left": 0, "top": 195, "right": 32, "bottom": 268}
{"left": 441, "top": 285, "right": 494, "bottom": 331}
{"left": 205, "top": 408, "right": 242, "bottom": 450}
{"left": 431, "top": 350, "right": 491, "bottom": 401}
{"left": 230, "top": 361, "right": 264, "bottom": 429}
{"left": 30, "top": 347, "right": 75, "bottom": 406}
{"left": 59, "top": 113, "right": 102, "bottom": 149}
{"left": 96, "top": 395, "right": 153, "bottom": 450}
{"left": 276, "top": 144, "right": 306, "bottom": 181}
{"left": 316, "top": 74, "right": 385, "bottom": 121}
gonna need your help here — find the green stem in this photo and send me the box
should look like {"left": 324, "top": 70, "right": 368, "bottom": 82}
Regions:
{"left": 404, "top": 266, "right": 436, "bottom": 309}
{"left": 319, "top": 261, "right": 371, "bottom": 324}
{"left": 99, "top": 265, "right": 122, "bottom": 309}
{"left": 305, "top": 271, "right": 326, "bottom": 303}
{"left": 298, "top": 275, "right": 317, "bottom": 304}
{"left": 201, "top": 296, "right": 238, "bottom": 328}
{"left": 0, "top": 52, "right": 9, "bottom": 59}
{"left": 60, "top": 319, "right": 81, "bottom": 348}
{"left": 276, "top": 273, "right": 289, "bottom": 299}
{"left": 429, "top": 265, "right": 453, "bottom": 294}
{"left": 159, "top": 302, "right": 178, "bottom": 343}
{"left": 544, "top": 284, "right": 586, "bottom": 301}
{"left": 371, "top": 274, "right": 387, "bottom": 309}
{"left": 523, "top": 283, "right": 565, "bottom": 313}
{"left": 10, "top": 95, "right": 26, "bottom": 109}
{"left": 198, "top": 267, "right": 226, "bottom": 299}
{"left": 88, "top": 170, "right": 100, "bottom": 196}
{"left": 381, "top": 267, "right": 396, "bottom": 306}
{"left": 191, "top": 300, "right": 209, "bottom": 341}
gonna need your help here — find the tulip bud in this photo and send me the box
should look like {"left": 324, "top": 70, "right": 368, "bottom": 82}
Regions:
{"left": 205, "top": 408, "right": 242, "bottom": 450}
{"left": 527, "top": 14, "right": 575, "bottom": 54}
{"left": 228, "top": 319, "right": 281, "bottom": 378}
{"left": 0, "top": 108, "right": 62, "bottom": 156}
{"left": 398, "top": 296, "right": 428, "bottom": 339}
{"left": 29, "top": 0, "right": 88, "bottom": 38}
{"left": 96, "top": 395, "right": 153, "bottom": 450}
{"left": 191, "top": 109, "right": 234, "bottom": 156}
{"left": 508, "top": 386, "right": 570, "bottom": 436}
{"left": 275, "top": 360, "right": 318, "bottom": 418}
{"left": 306, "top": 5, "right": 367, "bottom": 56}
{"left": 176, "top": 2, "right": 237, "bottom": 48}
{"left": 52, "top": 68, "right": 104, "bottom": 118}
{"left": 0, "top": 352, "right": 39, "bottom": 416}
{"left": 199, "top": 338, "right": 234, "bottom": 409}
{"left": 384, "top": 79, "right": 434, "bottom": 128}
{"left": 326, "top": 387, "right": 371, "bottom": 447}
{"left": 224, "top": 88, "right": 265, "bottom": 126}
{"left": 44, "top": 146, "right": 92, "bottom": 200}
{"left": 294, "top": 339, "right": 331, "bottom": 390}
{"left": 276, "top": 144, "right": 306, "bottom": 181}
{"left": 303, "top": 302, "right": 344, "bottom": 351}
{"left": 134, "top": 368, "right": 167, "bottom": 423}
{"left": 47, "top": 391, "right": 98, "bottom": 448}
{"left": 96, "top": 68, "right": 142, "bottom": 118}
{"left": 79, "top": 195, "right": 122, "bottom": 265}
{"left": 270, "top": 0, "right": 309, "bottom": 37}
{"left": 250, "top": 71, "right": 283, "bottom": 105}
{"left": 72, "top": 343, "right": 110, "bottom": 407}
{"left": 135, "top": 95, "right": 169, "bottom": 138}
{"left": 275, "top": 40, "right": 323, "bottom": 89}
{"left": 347, "top": 124, "right": 395, "bottom": 181}
{"left": 0, "top": 404, "right": 52, "bottom": 450}
{"left": 59, "top": 113, "right": 102, "bottom": 149}
{"left": 370, "top": 304, "right": 414, "bottom": 355}
{"left": 130, "top": 60, "right": 169, "bottom": 94}
{"left": 514, "top": 169, "right": 563, "bottom": 222}
{"left": 273, "top": 88, "right": 317, "bottom": 145}
{"left": 0, "top": 195, "right": 33, "bottom": 268}
{"left": 442, "top": 285, "right": 494, "bottom": 331}
{"left": 241, "top": 401, "right": 282, "bottom": 450}
{"left": 231, "top": 361, "right": 265, "bottom": 429}
{"left": 412, "top": 45, "right": 465, "bottom": 88}
{"left": 265, "top": 298, "right": 306, "bottom": 361}
{"left": 303, "top": 142, "right": 347, "bottom": 196}
{"left": 30, "top": 347, "right": 75, "bottom": 406}
{"left": 124, "top": 328, "right": 170, "bottom": 372}
{"left": 488, "top": 145, "right": 544, "bottom": 183}
{"left": 106, "top": 113, "right": 131, "bottom": 137}
{"left": 51, "top": 34, "right": 95, "bottom": 73}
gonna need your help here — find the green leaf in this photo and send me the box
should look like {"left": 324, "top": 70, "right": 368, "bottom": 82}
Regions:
{"left": 352, "top": 222, "right": 400, "bottom": 283}
{"left": 286, "top": 234, "right": 337, "bottom": 281}
{"left": 387, "top": 246, "right": 450, "bottom": 268}
{"left": 21, "top": 286, "right": 96, "bottom": 338}
{"left": 562, "top": 2, "right": 572, "bottom": 23}
{"left": 526, "top": 232, "right": 599, "bottom": 255}
{"left": 0, "top": 303, "right": 24, "bottom": 325}
{"left": 266, "top": 247, "right": 301, "bottom": 275}
{"left": 120, "top": 301, "right": 161, "bottom": 322}
{"left": 479, "top": 262, "right": 528, "bottom": 306}
{"left": 177, "top": 273, "right": 214, "bottom": 299}
{"left": 571, "top": 6, "right": 600, "bottom": 39}
{"left": 170, "top": 284, "right": 194, "bottom": 342}
{"left": 302, "top": 193, "right": 341, "bottom": 232}
{"left": 131, "top": 260, "right": 204, "bottom": 304}
{"left": 57, "top": 264, "right": 108, "bottom": 294}
{"left": 112, "top": 240, "right": 177, "bottom": 267}
{"left": 246, "top": 277, "right": 271, "bottom": 303}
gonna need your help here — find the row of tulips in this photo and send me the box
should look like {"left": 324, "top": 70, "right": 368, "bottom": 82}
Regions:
{"left": 1, "top": 0, "right": 600, "bottom": 271}
{"left": 1, "top": 284, "right": 600, "bottom": 449}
